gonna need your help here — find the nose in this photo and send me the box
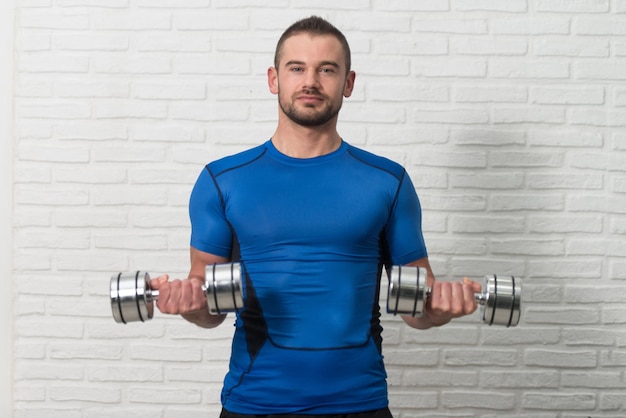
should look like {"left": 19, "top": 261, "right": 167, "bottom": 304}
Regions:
{"left": 303, "top": 69, "right": 321, "bottom": 89}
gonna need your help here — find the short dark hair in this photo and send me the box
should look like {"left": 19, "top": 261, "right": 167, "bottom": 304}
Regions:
{"left": 274, "top": 16, "right": 352, "bottom": 74}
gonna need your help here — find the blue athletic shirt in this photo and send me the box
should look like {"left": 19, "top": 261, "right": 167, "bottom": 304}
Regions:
{"left": 189, "top": 139, "right": 427, "bottom": 414}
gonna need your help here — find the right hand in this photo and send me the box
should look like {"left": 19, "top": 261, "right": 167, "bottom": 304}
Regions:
{"left": 150, "top": 275, "right": 208, "bottom": 316}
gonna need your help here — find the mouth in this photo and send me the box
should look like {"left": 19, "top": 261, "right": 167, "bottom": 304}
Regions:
{"left": 296, "top": 94, "right": 324, "bottom": 105}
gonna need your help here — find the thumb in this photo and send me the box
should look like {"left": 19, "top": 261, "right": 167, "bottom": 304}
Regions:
{"left": 463, "top": 277, "right": 482, "bottom": 293}
{"left": 150, "top": 274, "right": 169, "bottom": 289}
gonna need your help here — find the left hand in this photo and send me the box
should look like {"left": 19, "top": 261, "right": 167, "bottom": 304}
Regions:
{"left": 422, "top": 277, "right": 482, "bottom": 327}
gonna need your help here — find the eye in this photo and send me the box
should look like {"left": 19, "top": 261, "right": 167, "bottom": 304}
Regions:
{"left": 321, "top": 67, "right": 335, "bottom": 73}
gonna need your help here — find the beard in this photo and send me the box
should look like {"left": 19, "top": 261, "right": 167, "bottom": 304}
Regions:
{"left": 278, "top": 88, "right": 342, "bottom": 127}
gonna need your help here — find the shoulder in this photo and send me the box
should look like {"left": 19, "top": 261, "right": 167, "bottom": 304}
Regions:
{"left": 206, "top": 142, "right": 268, "bottom": 177}
{"left": 345, "top": 143, "right": 406, "bottom": 181}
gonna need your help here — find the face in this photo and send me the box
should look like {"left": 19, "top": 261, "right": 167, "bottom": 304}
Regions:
{"left": 268, "top": 34, "right": 355, "bottom": 127}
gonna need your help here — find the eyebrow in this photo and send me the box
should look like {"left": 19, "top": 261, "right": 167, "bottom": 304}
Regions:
{"left": 284, "top": 60, "right": 341, "bottom": 69}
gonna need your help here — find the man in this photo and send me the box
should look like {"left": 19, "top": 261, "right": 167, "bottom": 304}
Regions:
{"left": 151, "top": 16, "right": 481, "bottom": 418}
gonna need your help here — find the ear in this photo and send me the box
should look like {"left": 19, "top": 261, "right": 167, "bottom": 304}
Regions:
{"left": 343, "top": 70, "right": 356, "bottom": 98}
{"left": 268, "top": 67, "right": 279, "bottom": 95}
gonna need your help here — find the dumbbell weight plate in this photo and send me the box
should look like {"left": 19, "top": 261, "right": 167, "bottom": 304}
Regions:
{"left": 386, "top": 265, "right": 428, "bottom": 317}
{"left": 110, "top": 271, "right": 154, "bottom": 324}
{"left": 481, "top": 275, "right": 521, "bottom": 327}
{"left": 205, "top": 262, "right": 244, "bottom": 315}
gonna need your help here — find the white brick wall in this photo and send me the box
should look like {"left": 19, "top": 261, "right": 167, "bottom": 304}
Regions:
{"left": 9, "top": 1, "right": 626, "bottom": 417}
{"left": 2, "top": 1, "right": 16, "bottom": 416}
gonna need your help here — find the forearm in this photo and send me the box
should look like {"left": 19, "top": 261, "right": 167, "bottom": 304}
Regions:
{"left": 181, "top": 307, "right": 227, "bottom": 329}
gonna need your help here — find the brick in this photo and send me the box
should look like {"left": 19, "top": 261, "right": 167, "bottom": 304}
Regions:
{"left": 403, "top": 327, "right": 479, "bottom": 345}
{"left": 56, "top": 80, "right": 129, "bottom": 98}
{"left": 450, "top": 215, "right": 524, "bottom": 233}
{"left": 452, "top": 37, "right": 528, "bottom": 56}
{"left": 413, "top": 18, "right": 487, "bottom": 34}
{"left": 600, "top": 350, "right": 626, "bottom": 366}
{"left": 17, "top": 32, "right": 51, "bottom": 51}
{"left": 524, "top": 349, "right": 597, "bottom": 368}
{"left": 442, "top": 391, "right": 516, "bottom": 409}
{"left": 491, "top": 194, "right": 564, "bottom": 211}
{"left": 49, "top": 343, "right": 123, "bottom": 360}
{"left": 455, "top": 0, "right": 527, "bottom": 12}
{"left": 92, "top": 11, "right": 172, "bottom": 30}
{"left": 450, "top": 173, "right": 524, "bottom": 189}
{"left": 570, "top": 108, "right": 626, "bottom": 127}
{"left": 94, "top": 54, "right": 172, "bottom": 74}
{"left": 490, "top": 59, "right": 570, "bottom": 79}
{"left": 491, "top": 239, "right": 564, "bottom": 256}
{"left": 55, "top": 121, "right": 128, "bottom": 140}
{"left": 175, "top": 54, "right": 250, "bottom": 74}
{"left": 49, "top": 385, "right": 121, "bottom": 403}
{"left": 130, "top": 124, "right": 204, "bottom": 142}
{"left": 454, "top": 85, "right": 527, "bottom": 103}
{"left": 536, "top": 0, "right": 609, "bottom": 12}
{"left": 17, "top": 101, "right": 91, "bottom": 119}
{"left": 562, "top": 328, "right": 619, "bottom": 346}
{"left": 523, "top": 393, "right": 596, "bottom": 410}
{"left": 136, "top": 0, "right": 210, "bottom": 6}
{"left": 53, "top": 33, "right": 129, "bottom": 51}
{"left": 481, "top": 328, "right": 559, "bottom": 346}
{"left": 16, "top": 186, "right": 89, "bottom": 206}
{"left": 129, "top": 386, "right": 202, "bottom": 404}
{"left": 15, "top": 361, "right": 84, "bottom": 380}
{"left": 19, "top": 13, "right": 89, "bottom": 30}
{"left": 574, "top": 17, "right": 626, "bottom": 35}
{"left": 369, "top": 83, "right": 448, "bottom": 102}
{"left": 576, "top": 61, "right": 626, "bottom": 80}
{"left": 443, "top": 348, "right": 518, "bottom": 366}
{"left": 88, "top": 365, "right": 163, "bottom": 382}
{"left": 94, "top": 233, "right": 168, "bottom": 250}
{"left": 371, "top": 0, "right": 450, "bottom": 11}
{"left": 481, "top": 370, "right": 559, "bottom": 388}
{"left": 16, "top": 76, "right": 53, "bottom": 97}
{"left": 603, "top": 308, "right": 626, "bottom": 324}
{"left": 564, "top": 286, "right": 626, "bottom": 303}
{"left": 494, "top": 107, "right": 565, "bottom": 124}
{"left": 528, "top": 129, "right": 604, "bottom": 147}
{"left": 404, "top": 370, "right": 478, "bottom": 387}
{"left": 133, "top": 80, "right": 206, "bottom": 100}
{"left": 492, "top": 17, "right": 570, "bottom": 34}
{"left": 92, "top": 145, "right": 166, "bottom": 162}
{"left": 138, "top": 33, "right": 211, "bottom": 52}
{"left": 18, "top": 53, "right": 89, "bottom": 73}
{"left": 528, "top": 259, "right": 602, "bottom": 278}
{"left": 524, "top": 308, "right": 600, "bottom": 325}
{"left": 492, "top": 151, "right": 565, "bottom": 167}
{"left": 534, "top": 38, "right": 610, "bottom": 57}
{"left": 529, "top": 215, "right": 603, "bottom": 233}
{"left": 170, "top": 102, "right": 249, "bottom": 122}
{"left": 413, "top": 58, "right": 487, "bottom": 77}
{"left": 94, "top": 100, "right": 168, "bottom": 119}
{"left": 528, "top": 173, "right": 603, "bottom": 190}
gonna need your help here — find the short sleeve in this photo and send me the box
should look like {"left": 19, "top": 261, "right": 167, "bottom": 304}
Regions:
{"left": 188, "top": 167, "right": 234, "bottom": 258}
{"left": 384, "top": 171, "right": 428, "bottom": 265}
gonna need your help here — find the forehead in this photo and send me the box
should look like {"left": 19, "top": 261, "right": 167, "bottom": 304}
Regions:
{"left": 278, "top": 33, "right": 346, "bottom": 68}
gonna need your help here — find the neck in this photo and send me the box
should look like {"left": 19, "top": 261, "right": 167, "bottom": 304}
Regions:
{"left": 271, "top": 116, "right": 342, "bottom": 159}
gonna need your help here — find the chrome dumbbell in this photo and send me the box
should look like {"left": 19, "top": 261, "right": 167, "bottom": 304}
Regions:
{"left": 387, "top": 265, "right": 521, "bottom": 327}
{"left": 110, "top": 262, "right": 243, "bottom": 324}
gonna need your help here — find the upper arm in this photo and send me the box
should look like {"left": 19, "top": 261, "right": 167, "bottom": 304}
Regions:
{"left": 189, "top": 246, "right": 230, "bottom": 280}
